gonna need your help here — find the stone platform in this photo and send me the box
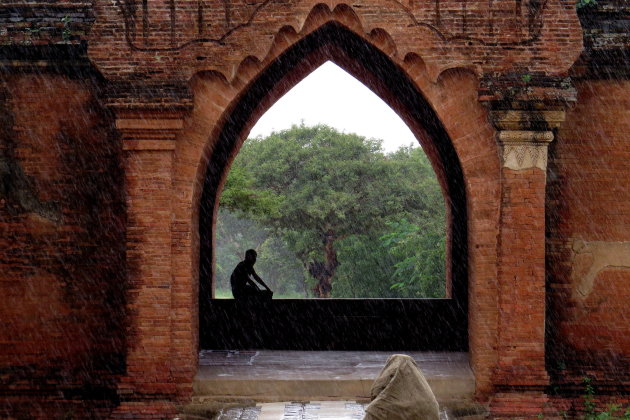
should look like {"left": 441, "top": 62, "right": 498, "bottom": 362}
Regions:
{"left": 194, "top": 351, "right": 476, "bottom": 409}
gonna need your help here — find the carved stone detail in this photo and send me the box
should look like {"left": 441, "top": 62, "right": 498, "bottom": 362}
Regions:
{"left": 497, "top": 130, "right": 553, "bottom": 171}
{"left": 489, "top": 106, "right": 566, "bottom": 171}
{"left": 501, "top": 142, "right": 549, "bottom": 171}
{"left": 498, "top": 130, "right": 554, "bottom": 143}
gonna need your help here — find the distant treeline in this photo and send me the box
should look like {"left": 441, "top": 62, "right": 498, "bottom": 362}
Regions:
{"left": 215, "top": 124, "right": 446, "bottom": 298}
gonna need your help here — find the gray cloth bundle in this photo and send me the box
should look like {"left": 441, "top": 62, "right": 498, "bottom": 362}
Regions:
{"left": 364, "top": 354, "right": 440, "bottom": 420}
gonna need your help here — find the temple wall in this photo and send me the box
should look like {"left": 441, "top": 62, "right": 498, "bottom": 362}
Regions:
{"left": 0, "top": 71, "right": 125, "bottom": 418}
{"left": 547, "top": 79, "right": 630, "bottom": 385}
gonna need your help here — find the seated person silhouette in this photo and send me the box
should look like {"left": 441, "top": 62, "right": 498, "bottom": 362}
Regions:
{"left": 230, "top": 249, "right": 273, "bottom": 301}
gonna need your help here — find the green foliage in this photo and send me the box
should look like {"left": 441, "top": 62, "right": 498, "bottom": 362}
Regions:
{"left": 61, "top": 15, "right": 72, "bottom": 41}
{"left": 237, "top": 124, "right": 393, "bottom": 246}
{"left": 537, "top": 377, "right": 630, "bottom": 419}
{"left": 24, "top": 27, "right": 42, "bottom": 35}
{"left": 220, "top": 165, "right": 281, "bottom": 218}
{"left": 576, "top": 0, "right": 597, "bottom": 9}
{"left": 217, "top": 124, "right": 446, "bottom": 298}
{"left": 581, "top": 377, "right": 630, "bottom": 420}
{"left": 584, "top": 376, "right": 598, "bottom": 418}
{"left": 333, "top": 234, "right": 400, "bottom": 298}
{"left": 380, "top": 218, "right": 445, "bottom": 297}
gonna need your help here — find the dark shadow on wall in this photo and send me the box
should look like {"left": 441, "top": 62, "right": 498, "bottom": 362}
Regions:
{"left": 0, "top": 65, "right": 128, "bottom": 417}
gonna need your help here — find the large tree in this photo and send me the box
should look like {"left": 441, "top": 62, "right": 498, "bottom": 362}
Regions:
{"left": 221, "top": 124, "right": 445, "bottom": 298}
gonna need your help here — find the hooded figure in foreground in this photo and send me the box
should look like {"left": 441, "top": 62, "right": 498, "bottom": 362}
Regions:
{"left": 364, "top": 354, "right": 440, "bottom": 420}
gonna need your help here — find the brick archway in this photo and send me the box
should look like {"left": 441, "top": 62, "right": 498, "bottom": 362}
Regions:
{"left": 96, "top": 2, "right": 582, "bottom": 417}
{"left": 171, "top": 12, "right": 503, "bottom": 397}
{"left": 197, "top": 21, "right": 469, "bottom": 351}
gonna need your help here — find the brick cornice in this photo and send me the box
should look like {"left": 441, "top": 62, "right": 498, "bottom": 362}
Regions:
{"left": 479, "top": 75, "right": 578, "bottom": 107}
{"left": 103, "top": 82, "right": 191, "bottom": 150}
{"left": 481, "top": 90, "right": 570, "bottom": 171}
{"left": 103, "top": 81, "right": 193, "bottom": 113}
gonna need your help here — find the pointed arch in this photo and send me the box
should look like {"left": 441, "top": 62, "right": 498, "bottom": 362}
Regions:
{"left": 196, "top": 21, "right": 469, "bottom": 350}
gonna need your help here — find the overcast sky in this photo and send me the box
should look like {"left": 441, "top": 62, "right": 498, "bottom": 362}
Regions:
{"left": 248, "top": 61, "right": 418, "bottom": 153}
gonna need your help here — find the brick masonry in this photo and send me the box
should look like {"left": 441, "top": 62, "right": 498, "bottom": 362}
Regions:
{"left": 0, "top": 1, "right": 629, "bottom": 419}
{"left": 0, "top": 72, "right": 126, "bottom": 418}
{"left": 547, "top": 79, "right": 630, "bottom": 388}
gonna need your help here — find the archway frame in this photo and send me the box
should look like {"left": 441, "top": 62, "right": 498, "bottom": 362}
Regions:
{"left": 169, "top": 7, "right": 502, "bottom": 397}
{"left": 197, "top": 22, "right": 468, "bottom": 349}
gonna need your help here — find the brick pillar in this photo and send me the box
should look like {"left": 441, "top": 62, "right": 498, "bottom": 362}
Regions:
{"left": 488, "top": 105, "right": 566, "bottom": 417}
{"left": 105, "top": 84, "right": 191, "bottom": 419}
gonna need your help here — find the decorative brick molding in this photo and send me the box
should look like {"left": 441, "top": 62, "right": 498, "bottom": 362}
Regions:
{"left": 88, "top": 0, "right": 583, "bottom": 83}
{"left": 104, "top": 82, "right": 193, "bottom": 112}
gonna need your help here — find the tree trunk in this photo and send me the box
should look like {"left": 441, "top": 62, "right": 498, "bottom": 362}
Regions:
{"left": 308, "top": 230, "right": 338, "bottom": 298}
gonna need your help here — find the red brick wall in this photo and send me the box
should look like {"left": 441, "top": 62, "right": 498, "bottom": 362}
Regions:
{"left": 547, "top": 79, "right": 630, "bottom": 386}
{"left": 0, "top": 72, "right": 124, "bottom": 417}
{"left": 7, "top": 2, "right": 629, "bottom": 418}
{"left": 88, "top": 0, "right": 583, "bottom": 83}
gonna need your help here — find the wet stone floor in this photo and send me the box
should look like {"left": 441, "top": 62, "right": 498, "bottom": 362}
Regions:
{"left": 186, "top": 350, "right": 475, "bottom": 419}
{"left": 213, "top": 401, "right": 366, "bottom": 420}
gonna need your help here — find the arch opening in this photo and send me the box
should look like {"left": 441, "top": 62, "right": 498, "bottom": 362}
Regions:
{"left": 214, "top": 62, "right": 446, "bottom": 300}
{"left": 198, "top": 22, "right": 468, "bottom": 351}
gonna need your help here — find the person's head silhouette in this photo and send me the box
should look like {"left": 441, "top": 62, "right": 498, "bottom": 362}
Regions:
{"left": 245, "top": 249, "right": 257, "bottom": 265}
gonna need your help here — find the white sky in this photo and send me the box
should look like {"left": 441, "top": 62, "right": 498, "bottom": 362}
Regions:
{"left": 248, "top": 61, "right": 418, "bottom": 153}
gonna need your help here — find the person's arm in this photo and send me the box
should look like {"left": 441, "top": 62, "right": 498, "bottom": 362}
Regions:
{"left": 251, "top": 269, "right": 272, "bottom": 291}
